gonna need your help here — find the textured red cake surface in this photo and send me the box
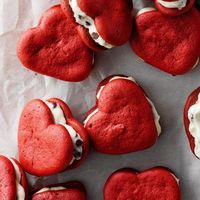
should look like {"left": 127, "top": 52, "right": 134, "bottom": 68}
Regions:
{"left": 130, "top": 8, "right": 200, "bottom": 75}
{"left": 84, "top": 75, "right": 158, "bottom": 154}
{"left": 17, "top": 5, "right": 93, "bottom": 82}
{"left": 18, "top": 98, "right": 89, "bottom": 176}
{"left": 104, "top": 167, "right": 181, "bottom": 200}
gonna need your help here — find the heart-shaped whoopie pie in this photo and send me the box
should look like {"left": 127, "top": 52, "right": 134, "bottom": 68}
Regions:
{"left": 18, "top": 98, "right": 89, "bottom": 176}
{"left": 184, "top": 87, "right": 200, "bottom": 159}
{"left": 17, "top": 5, "right": 93, "bottom": 82}
{"left": 0, "top": 155, "right": 28, "bottom": 200}
{"left": 61, "top": 0, "right": 133, "bottom": 51}
{"left": 31, "top": 181, "right": 86, "bottom": 200}
{"left": 130, "top": 7, "right": 200, "bottom": 75}
{"left": 154, "top": 0, "right": 195, "bottom": 16}
{"left": 104, "top": 167, "right": 181, "bottom": 200}
{"left": 84, "top": 75, "right": 161, "bottom": 154}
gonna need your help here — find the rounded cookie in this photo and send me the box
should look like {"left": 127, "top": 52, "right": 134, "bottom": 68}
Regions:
{"left": 184, "top": 87, "right": 200, "bottom": 159}
{"left": 32, "top": 181, "right": 86, "bottom": 200}
{"left": 0, "top": 155, "right": 28, "bottom": 200}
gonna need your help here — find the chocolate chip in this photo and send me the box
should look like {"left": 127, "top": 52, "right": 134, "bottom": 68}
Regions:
{"left": 76, "top": 139, "right": 83, "bottom": 147}
{"left": 191, "top": 114, "right": 194, "bottom": 121}
{"left": 86, "top": 21, "right": 91, "bottom": 26}
{"left": 78, "top": 15, "right": 82, "bottom": 19}
{"left": 52, "top": 102, "right": 57, "bottom": 108}
{"left": 91, "top": 32, "right": 99, "bottom": 40}
{"left": 74, "top": 151, "right": 81, "bottom": 158}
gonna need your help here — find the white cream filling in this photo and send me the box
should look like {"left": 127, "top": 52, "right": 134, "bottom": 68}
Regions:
{"left": 170, "top": 173, "right": 180, "bottom": 184}
{"left": 69, "top": 0, "right": 114, "bottom": 49}
{"left": 188, "top": 93, "right": 200, "bottom": 158}
{"left": 157, "top": 0, "right": 187, "bottom": 10}
{"left": 109, "top": 76, "right": 137, "bottom": 84}
{"left": 44, "top": 101, "right": 83, "bottom": 164}
{"left": 84, "top": 109, "right": 99, "bottom": 126}
{"left": 35, "top": 186, "right": 66, "bottom": 194}
{"left": 96, "top": 76, "right": 137, "bottom": 99}
{"left": 8, "top": 158, "right": 25, "bottom": 200}
{"left": 136, "top": 7, "right": 156, "bottom": 17}
{"left": 192, "top": 58, "right": 199, "bottom": 69}
{"left": 84, "top": 76, "right": 161, "bottom": 136}
{"left": 146, "top": 98, "right": 161, "bottom": 136}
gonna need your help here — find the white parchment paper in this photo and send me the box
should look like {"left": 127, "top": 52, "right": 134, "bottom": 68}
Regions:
{"left": 0, "top": 0, "right": 200, "bottom": 199}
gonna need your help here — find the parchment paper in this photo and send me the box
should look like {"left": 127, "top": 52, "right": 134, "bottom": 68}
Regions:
{"left": 0, "top": 0, "right": 200, "bottom": 199}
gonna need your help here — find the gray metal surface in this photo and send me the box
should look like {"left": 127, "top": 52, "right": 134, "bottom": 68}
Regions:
{"left": 0, "top": 0, "right": 199, "bottom": 199}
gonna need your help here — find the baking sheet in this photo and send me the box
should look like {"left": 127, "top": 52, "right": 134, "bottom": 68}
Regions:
{"left": 0, "top": 0, "right": 200, "bottom": 199}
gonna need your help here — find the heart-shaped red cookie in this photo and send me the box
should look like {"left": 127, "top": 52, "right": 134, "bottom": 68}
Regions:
{"left": 184, "top": 87, "right": 200, "bottom": 159}
{"left": 130, "top": 7, "right": 200, "bottom": 75}
{"left": 61, "top": 0, "right": 133, "bottom": 51}
{"left": 17, "top": 5, "right": 93, "bottom": 82}
{"left": 155, "top": 0, "right": 195, "bottom": 16}
{"left": 104, "top": 167, "right": 181, "bottom": 200}
{"left": 32, "top": 181, "right": 86, "bottom": 200}
{"left": 84, "top": 75, "right": 161, "bottom": 154}
{"left": 18, "top": 98, "right": 89, "bottom": 176}
{"left": 0, "top": 155, "right": 28, "bottom": 200}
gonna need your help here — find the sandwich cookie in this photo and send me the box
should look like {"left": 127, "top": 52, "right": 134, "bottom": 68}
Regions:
{"left": 0, "top": 155, "right": 28, "bottom": 200}
{"left": 18, "top": 98, "right": 89, "bottom": 176}
{"left": 32, "top": 181, "right": 86, "bottom": 200}
{"left": 155, "top": 0, "right": 195, "bottom": 16}
{"left": 61, "top": 0, "right": 133, "bottom": 51}
{"left": 84, "top": 75, "right": 161, "bottom": 154}
{"left": 17, "top": 5, "right": 93, "bottom": 82}
{"left": 130, "top": 7, "right": 200, "bottom": 75}
{"left": 184, "top": 87, "right": 200, "bottom": 159}
{"left": 104, "top": 167, "right": 181, "bottom": 200}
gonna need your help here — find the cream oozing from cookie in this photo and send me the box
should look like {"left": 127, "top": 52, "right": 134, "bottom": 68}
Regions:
{"left": 84, "top": 76, "right": 161, "bottom": 136}
{"left": 146, "top": 98, "right": 161, "bottom": 136}
{"left": 192, "top": 58, "right": 199, "bottom": 69}
{"left": 8, "top": 158, "right": 25, "bottom": 200}
{"left": 44, "top": 101, "right": 83, "bottom": 164}
{"left": 170, "top": 173, "right": 180, "bottom": 184}
{"left": 69, "top": 0, "right": 114, "bottom": 49}
{"left": 188, "top": 93, "right": 200, "bottom": 158}
{"left": 96, "top": 76, "right": 137, "bottom": 99}
{"left": 136, "top": 7, "right": 156, "bottom": 17}
{"left": 35, "top": 186, "right": 66, "bottom": 194}
{"left": 157, "top": 0, "right": 187, "bottom": 10}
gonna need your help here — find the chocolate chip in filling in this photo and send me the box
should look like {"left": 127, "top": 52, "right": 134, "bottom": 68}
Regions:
{"left": 78, "top": 15, "right": 83, "bottom": 20}
{"left": 190, "top": 113, "right": 194, "bottom": 121}
{"left": 91, "top": 32, "right": 99, "bottom": 40}
{"left": 72, "top": 134, "right": 83, "bottom": 161}
{"left": 73, "top": 149, "right": 82, "bottom": 160}
{"left": 85, "top": 21, "right": 91, "bottom": 26}
{"left": 76, "top": 139, "right": 83, "bottom": 147}
{"left": 52, "top": 102, "right": 57, "bottom": 108}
